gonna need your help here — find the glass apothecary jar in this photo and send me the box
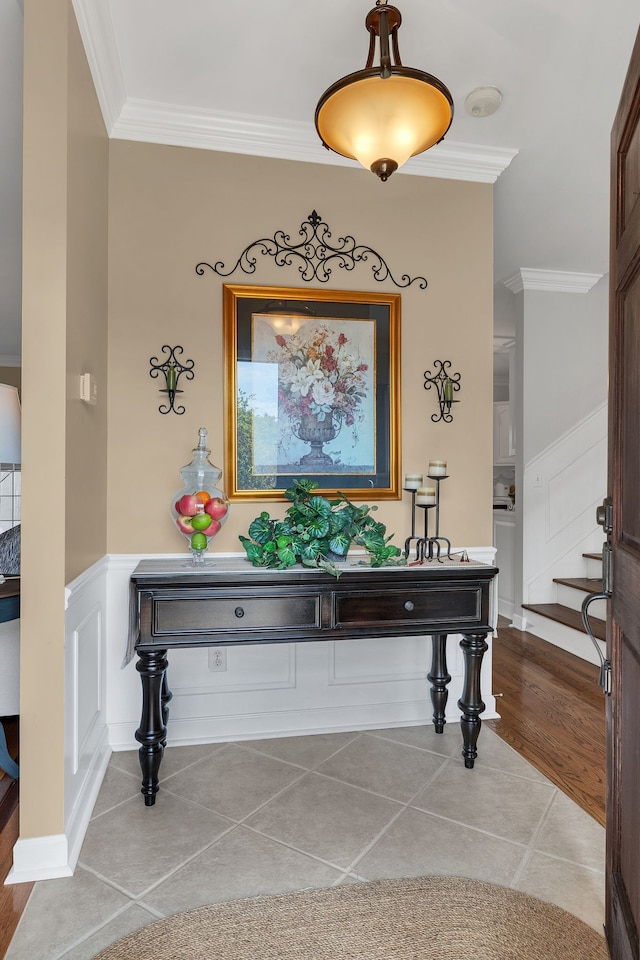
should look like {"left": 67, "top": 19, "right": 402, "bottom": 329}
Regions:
{"left": 171, "top": 427, "right": 230, "bottom": 564}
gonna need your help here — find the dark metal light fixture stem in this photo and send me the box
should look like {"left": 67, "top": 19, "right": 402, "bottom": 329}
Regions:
{"left": 377, "top": 5, "right": 392, "bottom": 75}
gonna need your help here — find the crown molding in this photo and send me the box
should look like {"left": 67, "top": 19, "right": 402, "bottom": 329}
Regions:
{"left": 110, "top": 98, "right": 518, "bottom": 184}
{"left": 72, "top": 1, "right": 517, "bottom": 184}
{"left": 404, "top": 142, "right": 518, "bottom": 183}
{"left": 502, "top": 268, "right": 603, "bottom": 294}
{"left": 71, "top": 0, "right": 126, "bottom": 133}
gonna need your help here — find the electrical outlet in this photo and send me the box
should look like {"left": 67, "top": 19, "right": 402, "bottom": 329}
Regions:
{"left": 208, "top": 648, "right": 227, "bottom": 672}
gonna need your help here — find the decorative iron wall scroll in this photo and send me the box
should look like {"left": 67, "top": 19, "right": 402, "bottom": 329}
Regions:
{"left": 196, "top": 210, "right": 427, "bottom": 289}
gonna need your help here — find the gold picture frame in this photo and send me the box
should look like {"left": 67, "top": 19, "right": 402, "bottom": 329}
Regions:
{"left": 223, "top": 284, "right": 401, "bottom": 501}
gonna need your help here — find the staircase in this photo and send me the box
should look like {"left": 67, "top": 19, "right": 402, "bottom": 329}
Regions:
{"left": 513, "top": 402, "right": 607, "bottom": 664}
{"left": 522, "top": 552, "right": 606, "bottom": 664}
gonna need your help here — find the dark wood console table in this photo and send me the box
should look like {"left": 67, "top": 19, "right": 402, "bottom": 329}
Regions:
{"left": 129, "top": 557, "right": 497, "bottom": 805}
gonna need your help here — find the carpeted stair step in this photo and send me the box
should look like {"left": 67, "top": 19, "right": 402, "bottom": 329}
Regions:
{"left": 522, "top": 602, "right": 606, "bottom": 641}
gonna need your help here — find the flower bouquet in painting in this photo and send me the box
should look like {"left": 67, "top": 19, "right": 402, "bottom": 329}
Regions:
{"left": 269, "top": 323, "right": 370, "bottom": 469}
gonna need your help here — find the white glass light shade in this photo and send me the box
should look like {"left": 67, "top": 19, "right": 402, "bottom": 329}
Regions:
{"left": 316, "top": 71, "right": 453, "bottom": 175}
{"left": 0, "top": 384, "right": 21, "bottom": 464}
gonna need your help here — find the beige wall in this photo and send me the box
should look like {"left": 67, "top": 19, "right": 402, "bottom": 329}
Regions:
{"left": 107, "top": 143, "right": 494, "bottom": 556}
{"left": 21, "top": 0, "right": 108, "bottom": 838}
{"left": 64, "top": 3, "right": 109, "bottom": 582}
{"left": 20, "top": 0, "right": 493, "bottom": 847}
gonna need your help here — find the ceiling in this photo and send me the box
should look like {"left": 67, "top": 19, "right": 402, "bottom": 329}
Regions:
{"left": 1, "top": 0, "right": 638, "bottom": 362}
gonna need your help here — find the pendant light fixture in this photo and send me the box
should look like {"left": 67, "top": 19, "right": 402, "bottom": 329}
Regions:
{"left": 315, "top": 1, "right": 453, "bottom": 182}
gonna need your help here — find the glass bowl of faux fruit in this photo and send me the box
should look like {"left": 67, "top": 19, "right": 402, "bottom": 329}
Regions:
{"left": 171, "top": 427, "right": 230, "bottom": 563}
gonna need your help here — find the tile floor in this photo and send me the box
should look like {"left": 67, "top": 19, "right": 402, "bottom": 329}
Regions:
{"left": 6, "top": 723, "right": 605, "bottom": 959}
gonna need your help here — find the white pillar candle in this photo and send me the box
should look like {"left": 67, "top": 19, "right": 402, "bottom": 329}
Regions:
{"left": 404, "top": 473, "right": 423, "bottom": 490}
{"left": 415, "top": 486, "right": 436, "bottom": 505}
{"left": 428, "top": 460, "right": 447, "bottom": 477}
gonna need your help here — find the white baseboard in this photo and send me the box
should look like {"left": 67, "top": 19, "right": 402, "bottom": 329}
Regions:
{"left": 498, "top": 599, "right": 515, "bottom": 620}
{"left": 109, "top": 696, "right": 500, "bottom": 753}
{"left": 65, "top": 739, "right": 112, "bottom": 874}
{"left": 510, "top": 613, "right": 529, "bottom": 631}
{"left": 519, "top": 612, "right": 604, "bottom": 666}
{"left": 6, "top": 835, "right": 73, "bottom": 885}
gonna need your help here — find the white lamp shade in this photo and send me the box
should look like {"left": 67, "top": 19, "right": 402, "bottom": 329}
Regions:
{"left": 0, "top": 384, "right": 21, "bottom": 464}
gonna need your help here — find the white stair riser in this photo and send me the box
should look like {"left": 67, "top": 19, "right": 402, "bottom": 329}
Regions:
{"left": 521, "top": 612, "right": 605, "bottom": 667}
{"left": 556, "top": 584, "right": 607, "bottom": 619}
{"left": 584, "top": 556, "right": 603, "bottom": 579}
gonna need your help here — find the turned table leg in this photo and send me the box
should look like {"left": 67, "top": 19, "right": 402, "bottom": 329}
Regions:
{"left": 457, "top": 632, "right": 489, "bottom": 768}
{"left": 428, "top": 633, "right": 451, "bottom": 734}
{"left": 161, "top": 669, "right": 173, "bottom": 742}
{"left": 135, "top": 649, "right": 169, "bottom": 805}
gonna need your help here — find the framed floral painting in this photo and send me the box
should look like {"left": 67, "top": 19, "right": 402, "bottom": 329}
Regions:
{"left": 223, "top": 284, "right": 401, "bottom": 500}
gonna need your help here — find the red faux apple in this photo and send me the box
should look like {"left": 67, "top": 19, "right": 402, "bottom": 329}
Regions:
{"left": 200, "top": 518, "right": 221, "bottom": 538}
{"left": 204, "top": 497, "right": 228, "bottom": 521}
{"left": 176, "top": 515, "right": 195, "bottom": 534}
{"left": 177, "top": 494, "right": 199, "bottom": 517}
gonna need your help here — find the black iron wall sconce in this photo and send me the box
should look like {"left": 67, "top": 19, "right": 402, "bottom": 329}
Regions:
{"left": 423, "top": 360, "right": 461, "bottom": 423}
{"left": 149, "top": 346, "right": 195, "bottom": 415}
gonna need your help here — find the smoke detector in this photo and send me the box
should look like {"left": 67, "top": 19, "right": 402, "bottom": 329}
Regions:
{"left": 464, "top": 86, "right": 502, "bottom": 118}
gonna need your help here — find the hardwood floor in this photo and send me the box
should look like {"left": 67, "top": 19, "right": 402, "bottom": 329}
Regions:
{"left": 0, "top": 626, "right": 607, "bottom": 957}
{"left": 0, "top": 807, "right": 31, "bottom": 960}
{"left": 0, "top": 719, "right": 32, "bottom": 960}
{"left": 486, "top": 619, "right": 606, "bottom": 826}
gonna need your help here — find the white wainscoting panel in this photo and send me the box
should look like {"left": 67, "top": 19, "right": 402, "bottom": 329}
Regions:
{"left": 63, "top": 557, "right": 111, "bottom": 874}
{"left": 7, "top": 557, "right": 111, "bottom": 884}
{"left": 167, "top": 643, "right": 297, "bottom": 697}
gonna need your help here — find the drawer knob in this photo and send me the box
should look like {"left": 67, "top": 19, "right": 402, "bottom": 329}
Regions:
{"left": 403, "top": 600, "right": 415, "bottom": 612}
{"left": 234, "top": 606, "right": 245, "bottom": 618}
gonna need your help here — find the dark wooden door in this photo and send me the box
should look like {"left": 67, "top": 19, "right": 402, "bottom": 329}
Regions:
{"left": 607, "top": 24, "right": 640, "bottom": 960}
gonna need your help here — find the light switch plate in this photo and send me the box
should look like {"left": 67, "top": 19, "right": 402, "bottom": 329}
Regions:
{"left": 79, "top": 373, "right": 97, "bottom": 405}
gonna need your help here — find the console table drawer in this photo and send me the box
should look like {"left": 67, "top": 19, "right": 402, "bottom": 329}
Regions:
{"left": 152, "top": 593, "right": 321, "bottom": 636}
{"left": 334, "top": 584, "right": 483, "bottom": 628}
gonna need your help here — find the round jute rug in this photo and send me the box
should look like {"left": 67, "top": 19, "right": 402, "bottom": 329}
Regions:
{"left": 94, "top": 876, "right": 607, "bottom": 960}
